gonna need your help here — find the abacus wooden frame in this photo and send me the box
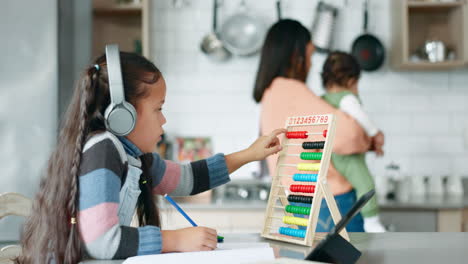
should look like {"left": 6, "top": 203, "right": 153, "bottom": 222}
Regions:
{"left": 261, "top": 114, "right": 350, "bottom": 246}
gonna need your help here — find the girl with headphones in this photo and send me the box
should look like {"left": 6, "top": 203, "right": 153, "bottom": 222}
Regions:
{"left": 16, "top": 45, "right": 285, "bottom": 263}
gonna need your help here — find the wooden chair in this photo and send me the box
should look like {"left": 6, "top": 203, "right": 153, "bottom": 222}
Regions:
{"left": 0, "top": 193, "right": 32, "bottom": 263}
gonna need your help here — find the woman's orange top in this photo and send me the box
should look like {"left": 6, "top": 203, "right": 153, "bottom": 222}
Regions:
{"left": 260, "top": 77, "right": 371, "bottom": 195}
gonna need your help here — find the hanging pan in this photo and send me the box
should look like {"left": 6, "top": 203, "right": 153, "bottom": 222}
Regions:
{"left": 351, "top": 0, "right": 385, "bottom": 71}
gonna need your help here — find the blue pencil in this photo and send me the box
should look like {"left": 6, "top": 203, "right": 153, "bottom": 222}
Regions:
{"left": 164, "top": 194, "right": 224, "bottom": 242}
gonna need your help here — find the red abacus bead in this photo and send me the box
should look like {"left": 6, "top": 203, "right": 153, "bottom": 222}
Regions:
{"left": 290, "top": 184, "right": 315, "bottom": 193}
{"left": 286, "top": 131, "right": 308, "bottom": 139}
{"left": 323, "top": 130, "right": 327, "bottom": 138}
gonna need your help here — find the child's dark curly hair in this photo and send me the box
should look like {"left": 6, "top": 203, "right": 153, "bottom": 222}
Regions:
{"left": 321, "top": 51, "right": 361, "bottom": 89}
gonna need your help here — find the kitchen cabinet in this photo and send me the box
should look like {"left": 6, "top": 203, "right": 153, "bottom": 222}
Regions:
{"left": 381, "top": 209, "right": 438, "bottom": 231}
{"left": 463, "top": 208, "right": 468, "bottom": 231}
{"left": 392, "top": 0, "right": 468, "bottom": 70}
{"left": 92, "top": 0, "right": 150, "bottom": 57}
{"left": 380, "top": 207, "right": 465, "bottom": 232}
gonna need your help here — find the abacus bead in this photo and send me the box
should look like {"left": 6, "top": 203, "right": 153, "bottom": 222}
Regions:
{"left": 290, "top": 184, "right": 315, "bottom": 193}
{"left": 292, "top": 174, "right": 318, "bottom": 182}
{"left": 283, "top": 216, "right": 309, "bottom": 226}
{"left": 287, "top": 195, "right": 313, "bottom": 204}
{"left": 299, "top": 152, "right": 322, "bottom": 160}
{"left": 286, "top": 131, "right": 308, "bottom": 139}
{"left": 285, "top": 205, "right": 311, "bottom": 215}
{"left": 279, "top": 227, "right": 306, "bottom": 238}
{"left": 302, "top": 141, "right": 325, "bottom": 149}
{"left": 297, "top": 163, "right": 320, "bottom": 171}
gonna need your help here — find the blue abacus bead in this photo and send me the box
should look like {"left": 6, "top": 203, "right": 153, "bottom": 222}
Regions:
{"left": 279, "top": 227, "right": 306, "bottom": 238}
{"left": 292, "top": 173, "right": 318, "bottom": 182}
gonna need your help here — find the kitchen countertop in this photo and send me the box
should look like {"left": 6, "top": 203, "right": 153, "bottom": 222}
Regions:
{"left": 73, "top": 232, "right": 468, "bottom": 263}
{"left": 161, "top": 194, "right": 468, "bottom": 211}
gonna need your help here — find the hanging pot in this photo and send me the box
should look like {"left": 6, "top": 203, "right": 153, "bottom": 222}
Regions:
{"left": 351, "top": 0, "right": 385, "bottom": 71}
{"left": 311, "top": 1, "right": 339, "bottom": 53}
{"left": 219, "top": 0, "right": 267, "bottom": 56}
{"left": 200, "top": 0, "right": 231, "bottom": 62}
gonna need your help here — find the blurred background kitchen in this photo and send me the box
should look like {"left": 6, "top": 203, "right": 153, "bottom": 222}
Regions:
{"left": 2, "top": 0, "right": 468, "bottom": 240}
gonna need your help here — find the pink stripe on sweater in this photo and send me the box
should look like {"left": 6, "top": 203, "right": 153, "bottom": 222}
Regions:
{"left": 78, "top": 202, "right": 119, "bottom": 244}
{"left": 153, "top": 160, "right": 181, "bottom": 195}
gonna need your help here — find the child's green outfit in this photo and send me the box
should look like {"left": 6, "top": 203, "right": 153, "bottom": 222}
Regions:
{"left": 322, "top": 91, "right": 379, "bottom": 218}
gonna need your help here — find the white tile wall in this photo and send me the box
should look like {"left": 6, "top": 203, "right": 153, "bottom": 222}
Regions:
{"left": 149, "top": 0, "right": 468, "bottom": 180}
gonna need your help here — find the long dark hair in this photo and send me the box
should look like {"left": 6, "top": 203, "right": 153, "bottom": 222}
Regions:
{"left": 253, "top": 19, "right": 311, "bottom": 103}
{"left": 321, "top": 51, "right": 361, "bottom": 89}
{"left": 16, "top": 52, "right": 162, "bottom": 264}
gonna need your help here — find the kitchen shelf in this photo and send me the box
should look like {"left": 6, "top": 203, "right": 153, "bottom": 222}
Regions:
{"left": 399, "top": 60, "right": 466, "bottom": 70}
{"left": 93, "top": 6, "right": 142, "bottom": 16}
{"left": 92, "top": 0, "right": 149, "bottom": 58}
{"left": 392, "top": 0, "right": 468, "bottom": 71}
{"left": 408, "top": 0, "right": 464, "bottom": 8}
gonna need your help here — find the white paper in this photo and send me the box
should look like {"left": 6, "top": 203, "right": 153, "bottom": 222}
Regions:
{"left": 123, "top": 247, "right": 275, "bottom": 264}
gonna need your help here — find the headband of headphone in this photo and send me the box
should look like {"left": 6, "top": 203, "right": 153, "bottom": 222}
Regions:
{"left": 104, "top": 44, "right": 137, "bottom": 136}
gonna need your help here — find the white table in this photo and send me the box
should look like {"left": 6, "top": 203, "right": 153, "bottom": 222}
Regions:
{"left": 78, "top": 232, "right": 468, "bottom": 264}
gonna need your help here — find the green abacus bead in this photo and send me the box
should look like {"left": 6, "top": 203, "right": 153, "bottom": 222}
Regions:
{"left": 300, "top": 152, "right": 323, "bottom": 160}
{"left": 285, "top": 205, "right": 311, "bottom": 215}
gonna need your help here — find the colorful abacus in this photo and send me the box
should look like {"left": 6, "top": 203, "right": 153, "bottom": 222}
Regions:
{"left": 261, "top": 114, "right": 349, "bottom": 246}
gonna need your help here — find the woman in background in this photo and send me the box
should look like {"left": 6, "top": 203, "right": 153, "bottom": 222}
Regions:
{"left": 253, "top": 19, "right": 371, "bottom": 232}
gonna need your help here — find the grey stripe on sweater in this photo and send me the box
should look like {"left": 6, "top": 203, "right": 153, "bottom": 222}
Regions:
{"left": 170, "top": 163, "right": 194, "bottom": 196}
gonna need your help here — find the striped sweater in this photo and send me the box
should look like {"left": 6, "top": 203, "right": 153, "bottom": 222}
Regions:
{"left": 78, "top": 132, "right": 230, "bottom": 259}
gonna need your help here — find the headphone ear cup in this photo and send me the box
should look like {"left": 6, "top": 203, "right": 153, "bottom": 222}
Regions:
{"left": 123, "top": 101, "right": 137, "bottom": 127}
{"left": 104, "top": 103, "right": 137, "bottom": 136}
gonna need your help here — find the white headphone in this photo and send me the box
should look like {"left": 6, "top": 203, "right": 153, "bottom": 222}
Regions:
{"left": 104, "top": 44, "right": 137, "bottom": 136}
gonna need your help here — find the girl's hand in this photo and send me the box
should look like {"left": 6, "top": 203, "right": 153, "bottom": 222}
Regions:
{"left": 246, "top": 128, "right": 287, "bottom": 161}
{"left": 162, "top": 227, "right": 218, "bottom": 252}
{"left": 225, "top": 128, "right": 286, "bottom": 174}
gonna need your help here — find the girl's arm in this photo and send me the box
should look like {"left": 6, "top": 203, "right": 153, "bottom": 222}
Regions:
{"left": 150, "top": 129, "right": 286, "bottom": 196}
{"left": 224, "top": 129, "right": 285, "bottom": 173}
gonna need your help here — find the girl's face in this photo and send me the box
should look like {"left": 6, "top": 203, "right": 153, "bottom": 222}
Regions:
{"left": 127, "top": 78, "right": 167, "bottom": 153}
